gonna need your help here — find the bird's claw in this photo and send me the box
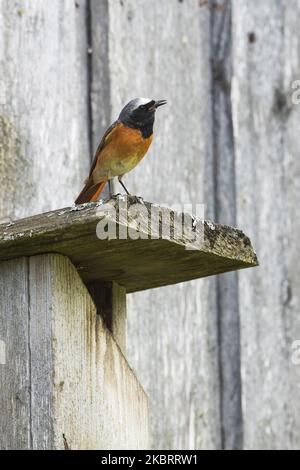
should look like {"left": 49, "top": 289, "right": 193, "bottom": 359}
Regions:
{"left": 107, "top": 193, "right": 122, "bottom": 200}
{"left": 105, "top": 193, "right": 144, "bottom": 205}
{"left": 128, "top": 195, "right": 144, "bottom": 204}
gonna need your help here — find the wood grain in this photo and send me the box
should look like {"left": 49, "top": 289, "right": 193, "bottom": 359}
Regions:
{"left": 29, "top": 255, "right": 55, "bottom": 450}
{"left": 0, "top": 0, "right": 90, "bottom": 222}
{"left": 210, "top": 0, "right": 242, "bottom": 449}
{"left": 112, "top": 282, "right": 127, "bottom": 355}
{"left": 232, "top": 0, "right": 300, "bottom": 449}
{"left": 0, "top": 258, "right": 31, "bottom": 449}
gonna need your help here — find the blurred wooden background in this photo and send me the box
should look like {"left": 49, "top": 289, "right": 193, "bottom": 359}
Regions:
{"left": 0, "top": 0, "right": 299, "bottom": 449}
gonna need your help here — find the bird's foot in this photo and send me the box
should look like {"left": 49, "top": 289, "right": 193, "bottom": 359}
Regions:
{"left": 128, "top": 195, "right": 144, "bottom": 204}
{"left": 105, "top": 193, "right": 144, "bottom": 205}
{"left": 109, "top": 193, "right": 122, "bottom": 199}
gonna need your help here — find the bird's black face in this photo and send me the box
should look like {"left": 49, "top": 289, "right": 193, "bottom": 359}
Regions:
{"left": 130, "top": 99, "right": 167, "bottom": 125}
{"left": 119, "top": 98, "right": 167, "bottom": 137}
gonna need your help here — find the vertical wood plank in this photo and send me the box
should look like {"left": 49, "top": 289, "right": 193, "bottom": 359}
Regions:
{"left": 90, "top": 0, "right": 113, "bottom": 197}
{"left": 210, "top": 0, "right": 242, "bottom": 449}
{"left": 232, "top": 0, "right": 300, "bottom": 449}
{"left": 0, "top": 258, "right": 31, "bottom": 449}
{"left": 0, "top": 0, "right": 90, "bottom": 222}
{"left": 91, "top": 0, "right": 221, "bottom": 449}
{"left": 28, "top": 256, "right": 55, "bottom": 450}
{"left": 90, "top": 0, "right": 111, "bottom": 153}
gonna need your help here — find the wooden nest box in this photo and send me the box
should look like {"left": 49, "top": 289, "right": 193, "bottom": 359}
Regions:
{"left": 0, "top": 197, "right": 258, "bottom": 449}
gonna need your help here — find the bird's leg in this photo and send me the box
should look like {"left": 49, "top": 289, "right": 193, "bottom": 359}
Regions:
{"left": 118, "top": 176, "right": 144, "bottom": 204}
{"left": 118, "top": 176, "right": 130, "bottom": 195}
{"left": 108, "top": 179, "right": 113, "bottom": 197}
{"left": 107, "top": 179, "right": 122, "bottom": 200}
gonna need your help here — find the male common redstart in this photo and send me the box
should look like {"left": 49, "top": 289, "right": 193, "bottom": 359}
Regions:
{"left": 75, "top": 97, "right": 167, "bottom": 204}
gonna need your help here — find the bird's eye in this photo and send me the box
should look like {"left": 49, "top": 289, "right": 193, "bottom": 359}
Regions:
{"left": 140, "top": 104, "right": 147, "bottom": 110}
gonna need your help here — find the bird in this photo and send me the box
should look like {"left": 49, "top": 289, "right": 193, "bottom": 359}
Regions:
{"left": 75, "top": 97, "right": 167, "bottom": 204}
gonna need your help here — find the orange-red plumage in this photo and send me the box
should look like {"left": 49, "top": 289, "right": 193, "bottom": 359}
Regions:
{"left": 93, "top": 123, "right": 153, "bottom": 182}
{"left": 75, "top": 123, "right": 153, "bottom": 204}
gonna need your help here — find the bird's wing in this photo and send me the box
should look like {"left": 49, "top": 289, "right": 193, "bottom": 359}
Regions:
{"left": 88, "top": 120, "right": 120, "bottom": 178}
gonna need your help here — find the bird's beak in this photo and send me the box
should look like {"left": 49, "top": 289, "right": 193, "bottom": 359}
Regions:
{"left": 154, "top": 99, "right": 167, "bottom": 108}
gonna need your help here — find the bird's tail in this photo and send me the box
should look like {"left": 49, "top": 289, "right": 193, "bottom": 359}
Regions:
{"left": 75, "top": 178, "right": 107, "bottom": 205}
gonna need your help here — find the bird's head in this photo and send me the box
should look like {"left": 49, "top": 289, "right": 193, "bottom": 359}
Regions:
{"left": 118, "top": 98, "right": 167, "bottom": 131}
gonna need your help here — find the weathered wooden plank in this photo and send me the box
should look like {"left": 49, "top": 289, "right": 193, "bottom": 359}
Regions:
{"left": 29, "top": 255, "right": 55, "bottom": 450}
{"left": 210, "top": 0, "right": 242, "bottom": 449}
{"left": 103, "top": 0, "right": 222, "bottom": 449}
{"left": 0, "top": 0, "right": 90, "bottom": 222}
{"left": 0, "top": 258, "right": 31, "bottom": 449}
{"left": 30, "top": 254, "right": 149, "bottom": 450}
{"left": 0, "top": 199, "right": 258, "bottom": 294}
{"left": 232, "top": 0, "right": 300, "bottom": 449}
{"left": 0, "top": 253, "right": 148, "bottom": 449}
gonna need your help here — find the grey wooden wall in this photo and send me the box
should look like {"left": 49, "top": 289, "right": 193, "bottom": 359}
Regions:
{"left": 0, "top": 0, "right": 299, "bottom": 450}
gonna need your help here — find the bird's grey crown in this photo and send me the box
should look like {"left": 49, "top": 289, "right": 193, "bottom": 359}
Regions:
{"left": 118, "top": 97, "right": 152, "bottom": 121}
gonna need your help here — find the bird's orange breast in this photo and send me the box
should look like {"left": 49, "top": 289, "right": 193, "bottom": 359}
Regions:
{"left": 93, "top": 123, "right": 153, "bottom": 180}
